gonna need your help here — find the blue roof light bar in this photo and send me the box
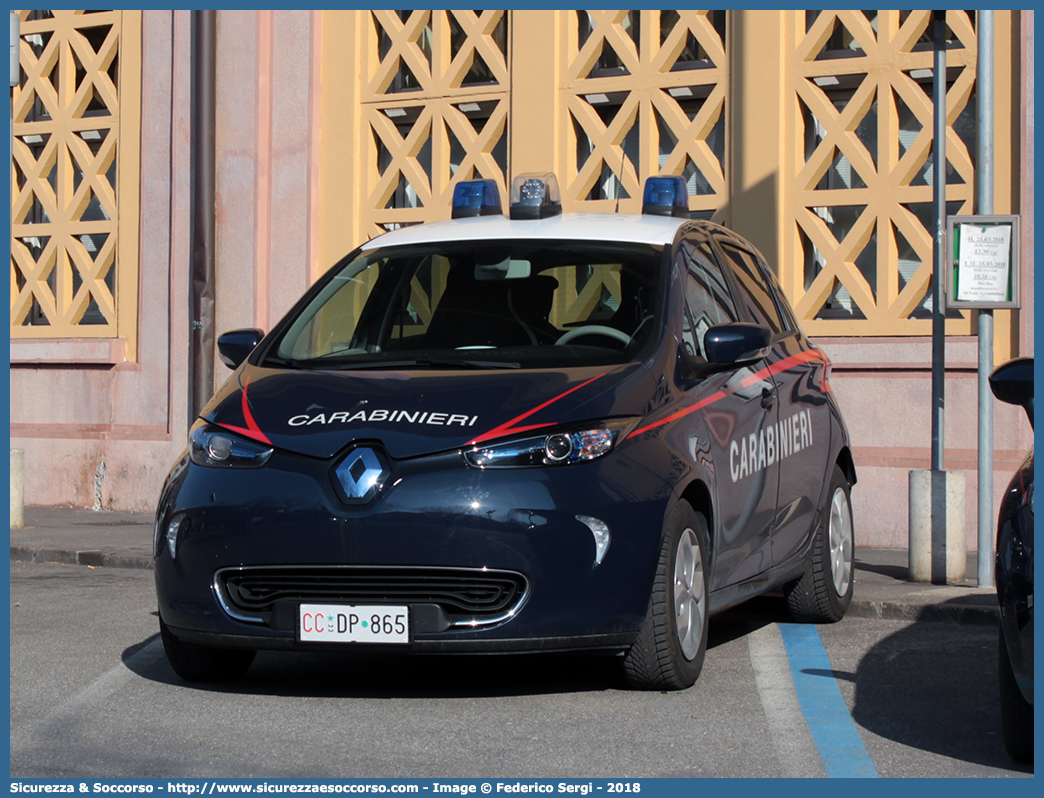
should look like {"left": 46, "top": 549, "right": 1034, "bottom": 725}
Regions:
{"left": 451, "top": 179, "right": 503, "bottom": 219}
{"left": 642, "top": 176, "right": 690, "bottom": 218}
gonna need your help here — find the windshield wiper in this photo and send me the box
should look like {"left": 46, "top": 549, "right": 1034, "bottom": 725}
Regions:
{"left": 262, "top": 356, "right": 304, "bottom": 369}
{"left": 315, "top": 358, "right": 522, "bottom": 371}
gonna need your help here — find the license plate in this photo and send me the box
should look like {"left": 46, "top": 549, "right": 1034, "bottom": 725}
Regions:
{"left": 299, "top": 604, "right": 409, "bottom": 644}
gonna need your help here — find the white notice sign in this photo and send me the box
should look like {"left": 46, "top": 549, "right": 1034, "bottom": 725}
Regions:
{"left": 956, "top": 223, "right": 1012, "bottom": 303}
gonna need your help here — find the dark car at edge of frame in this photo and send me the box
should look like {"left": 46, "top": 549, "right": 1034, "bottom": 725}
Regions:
{"left": 990, "top": 356, "right": 1034, "bottom": 763}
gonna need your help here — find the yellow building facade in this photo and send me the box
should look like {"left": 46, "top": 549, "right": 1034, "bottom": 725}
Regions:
{"left": 9, "top": 10, "right": 1035, "bottom": 549}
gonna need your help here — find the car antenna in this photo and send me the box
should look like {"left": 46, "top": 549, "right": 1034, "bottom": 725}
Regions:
{"left": 615, "top": 144, "right": 627, "bottom": 214}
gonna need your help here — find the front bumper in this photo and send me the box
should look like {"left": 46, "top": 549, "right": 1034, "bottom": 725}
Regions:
{"left": 154, "top": 443, "right": 673, "bottom": 653}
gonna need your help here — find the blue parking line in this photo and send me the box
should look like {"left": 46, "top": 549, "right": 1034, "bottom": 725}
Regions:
{"left": 778, "top": 622, "right": 879, "bottom": 778}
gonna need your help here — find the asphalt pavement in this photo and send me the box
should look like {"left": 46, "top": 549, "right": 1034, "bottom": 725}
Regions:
{"left": 10, "top": 506, "right": 1001, "bottom": 625}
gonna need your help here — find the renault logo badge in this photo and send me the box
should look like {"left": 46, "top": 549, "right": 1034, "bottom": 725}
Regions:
{"left": 334, "top": 447, "right": 388, "bottom": 503}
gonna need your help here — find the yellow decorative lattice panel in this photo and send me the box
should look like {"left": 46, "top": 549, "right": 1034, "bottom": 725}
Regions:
{"left": 362, "top": 99, "right": 509, "bottom": 238}
{"left": 10, "top": 9, "right": 140, "bottom": 354}
{"left": 782, "top": 10, "right": 978, "bottom": 336}
{"left": 367, "top": 10, "right": 508, "bottom": 97}
{"left": 562, "top": 10, "right": 727, "bottom": 217}
{"left": 359, "top": 11, "right": 510, "bottom": 238}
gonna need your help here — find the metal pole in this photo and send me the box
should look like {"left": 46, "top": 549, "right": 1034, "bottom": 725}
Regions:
{"left": 10, "top": 13, "right": 18, "bottom": 178}
{"left": 190, "top": 11, "right": 217, "bottom": 420}
{"left": 976, "top": 11, "right": 995, "bottom": 587}
{"left": 9, "top": 12, "right": 18, "bottom": 89}
{"left": 931, "top": 13, "right": 947, "bottom": 472}
{"left": 10, "top": 14, "right": 21, "bottom": 528}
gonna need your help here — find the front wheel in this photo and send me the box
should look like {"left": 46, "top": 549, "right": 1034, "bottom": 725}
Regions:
{"left": 623, "top": 501, "right": 709, "bottom": 690}
{"left": 160, "top": 618, "right": 256, "bottom": 682}
{"left": 784, "top": 464, "right": 855, "bottom": 623}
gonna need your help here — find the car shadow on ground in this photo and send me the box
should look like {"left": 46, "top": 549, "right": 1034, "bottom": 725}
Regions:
{"left": 838, "top": 601, "right": 1030, "bottom": 775}
{"left": 125, "top": 641, "right": 640, "bottom": 698}
{"left": 125, "top": 601, "right": 790, "bottom": 699}
{"left": 711, "top": 594, "right": 1031, "bottom": 774}
{"left": 125, "top": 598, "right": 1033, "bottom": 773}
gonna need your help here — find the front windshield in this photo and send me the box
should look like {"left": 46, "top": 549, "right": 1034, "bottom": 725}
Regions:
{"left": 268, "top": 239, "right": 665, "bottom": 370}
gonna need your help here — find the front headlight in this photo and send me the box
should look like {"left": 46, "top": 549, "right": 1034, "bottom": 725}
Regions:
{"left": 463, "top": 418, "right": 638, "bottom": 469}
{"left": 189, "top": 423, "right": 273, "bottom": 468}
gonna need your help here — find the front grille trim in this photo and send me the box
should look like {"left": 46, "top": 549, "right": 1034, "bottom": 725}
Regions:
{"left": 213, "top": 565, "right": 530, "bottom": 629}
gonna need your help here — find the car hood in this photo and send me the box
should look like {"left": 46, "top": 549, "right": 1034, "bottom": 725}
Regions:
{"left": 200, "top": 362, "right": 656, "bottom": 460}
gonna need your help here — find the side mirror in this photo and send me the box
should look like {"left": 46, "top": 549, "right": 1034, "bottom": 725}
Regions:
{"left": 704, "top": 323, "right": 772, "bottom": 366}
{"left": 990, "top": 357, "right": 1034, "bottom": 429}
{"left": 217, "top": 328, "right": 264, "bottom": 369}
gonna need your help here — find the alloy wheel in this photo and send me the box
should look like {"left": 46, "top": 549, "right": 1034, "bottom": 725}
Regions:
{"left": 674, "top": 528, "right": 705, "bottom": 661}
{"left": 828, "top": 487, "right": 854, "bottom": 596}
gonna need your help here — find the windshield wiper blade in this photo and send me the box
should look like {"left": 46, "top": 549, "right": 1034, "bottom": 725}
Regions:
{"left": 313, "top": 358, "right": 521, "bottom": 371}
{"left": 262, "top": 356, "right": 304, "bottom": 369}
{"left": 429, "top": 358, "right": 522, "bottom": 370}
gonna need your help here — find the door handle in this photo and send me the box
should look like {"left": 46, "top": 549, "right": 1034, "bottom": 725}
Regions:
{"left": 760, "top": 387, "right": 775, "bottom": 409}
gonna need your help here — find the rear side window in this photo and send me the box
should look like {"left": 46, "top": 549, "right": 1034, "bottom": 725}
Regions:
{"left": 677, "top": 238, "right": 739, "bottom": 359}
{"left": 716, "top": 241, "right": 789, "bottom": 334}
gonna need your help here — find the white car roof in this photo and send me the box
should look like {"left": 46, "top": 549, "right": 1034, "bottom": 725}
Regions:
{"left": 361, "top": 212, "right": 689, "bottom": 251}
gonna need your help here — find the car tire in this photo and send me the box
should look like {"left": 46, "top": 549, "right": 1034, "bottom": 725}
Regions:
{"left": 998, "top": 632, "right": 1034, "bottom": 763}
{"left": 623, "top": 500, "right": 709, "bottom": 690}
{"left": 160, "top": 618, "right": 256, "bottom": 682}
{"left": 784, "top": 464, "right": 855, "bottom": 623}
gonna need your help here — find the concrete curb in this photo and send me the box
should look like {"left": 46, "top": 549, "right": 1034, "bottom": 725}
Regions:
{"left": 10, "top": 546, "right": 153, "bottom": 570}
{"left": 845, "top": 599, "right": 998, "bottom": 626}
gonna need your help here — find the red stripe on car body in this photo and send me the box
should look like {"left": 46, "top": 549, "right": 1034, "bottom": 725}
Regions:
{"left": 740, "top": 349, "right": 823, "bottom": 388}
{"left": 467, "top": 373, "right": 606, "bottom": 446}
{"left": 217, "top": 375, "right": 273, "bottom": 445}
{"left": 628, "top": 349, "right": 827, "bottom": 438}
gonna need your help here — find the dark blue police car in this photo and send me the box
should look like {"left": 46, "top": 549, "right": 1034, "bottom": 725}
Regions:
{"left": 154, "top": 174, "right": 857, "bottom": 689}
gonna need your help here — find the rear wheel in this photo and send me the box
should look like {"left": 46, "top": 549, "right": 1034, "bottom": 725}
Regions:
{"left": 785, "top": 464, "right": 854, "bottom": 623}
{"left": 998, "top": 633, "right": 1034, "bottom": 763}
{"left": 623, "top": 501, "right": 709, "bottom": 690}
{"left": 160, "top": 618, "right": 256, "bottom": 682}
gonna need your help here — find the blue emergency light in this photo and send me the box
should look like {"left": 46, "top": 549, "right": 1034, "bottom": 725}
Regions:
{"left": 451, "top": 179, "right": 502, "bottom": 218}
{"left": 509, "top": 173, "right": 562, "bottom": 220}
{"left": 642, "top": 175, "right": 690, "bottom": 218}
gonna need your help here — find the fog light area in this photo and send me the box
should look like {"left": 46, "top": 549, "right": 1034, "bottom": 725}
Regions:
{"left": 167, "top": 517, "right": 183, "bottom": 560}
{"left": 576, "top": 515, "right": 610, "bottom": 565}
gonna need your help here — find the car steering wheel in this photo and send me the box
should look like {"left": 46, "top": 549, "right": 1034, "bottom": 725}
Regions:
{"left": 555, "top": 325, "right": 632, "bottom": 347}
